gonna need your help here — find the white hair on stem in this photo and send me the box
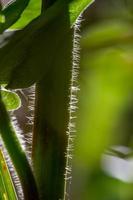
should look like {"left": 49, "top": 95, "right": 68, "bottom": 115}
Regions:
{"left": 10, "top": 112, "right": 26, "bottom": 199}
{"left": 10, "top": 114, "right": 26, "bottom": 151}
{"left": 24, "top": 85, "right": 36, "bottom": 166}
{"left": 64, "top": 15, "right": 82, "bottom": 200}
{"left": 0, "top": 85, "right": 36, "bottom": 199}
{"left": 13, "top": 85, "right": 35, "bottom": 165}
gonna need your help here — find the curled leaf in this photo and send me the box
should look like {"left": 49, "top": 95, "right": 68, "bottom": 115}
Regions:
{"left": 1, "top": 88, "right": 21, "bottom": 110}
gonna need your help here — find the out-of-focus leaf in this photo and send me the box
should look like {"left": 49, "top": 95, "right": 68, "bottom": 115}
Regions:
{"left": 76, "top": 48, "right": 133, "bottom": 166}
{"left": 81, "top": 21, "right": 133, "bottom": 50}
{"left": 0, "top": 149, "right": 18, "bottom": 200}
{"left": 0, "top": 0, "right": 30, "bottom": 33}
{"left": 1, "top": 89, "right": 21, "bottom": 110}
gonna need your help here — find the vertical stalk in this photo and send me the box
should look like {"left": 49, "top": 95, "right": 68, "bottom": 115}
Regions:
{"left": 32, "top": 4, "right": 73, "bottom": 197}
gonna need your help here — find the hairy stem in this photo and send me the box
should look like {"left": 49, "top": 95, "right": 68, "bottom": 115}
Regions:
{"left": 32, "top": 14, "right": 73, "bottom": 199}
{"left": 0, "top": 92, "right": 39, "bottom": 200}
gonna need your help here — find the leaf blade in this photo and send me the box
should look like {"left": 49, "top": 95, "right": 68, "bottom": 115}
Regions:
{"left": 11, "top": 0, "right": 41, "bottom": 29}
{"left": 0, "top": 0, "right": 30, "bottom": 32}
{"left": 0, "top": 149, "right": 18, "bottom": 200}
{"left": 69, "top": 0, "right": 95, "bottom": 25}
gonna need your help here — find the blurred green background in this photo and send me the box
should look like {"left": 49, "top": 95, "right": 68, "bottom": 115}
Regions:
{"left": 71, "top": 1, "right": 133, "bottom": 200}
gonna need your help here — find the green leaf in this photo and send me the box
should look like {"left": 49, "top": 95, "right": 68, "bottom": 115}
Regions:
{"left": 0, "top": 92, "right": 39, "bottom": 199}
{"left": 69, "top": 0, "right": 95, "bottom": 25}
{"left": 1, "top": 89, "right": 21, "bottom": 110}
{"left": 11, "top": 0, "right": 41, "bottom": 29}
{"left": 0, "top": 1, "right": 65, "bottom": 87}
{"left": 0, "top": 0, "right": 30, "bottom": 33}
{"left": 0, "top": 0, "right": 94, "bottom": 89}
{"left": 0, "top": 149, "right": 18, "bottom": 200}
{"left": 81, "top": 20, "right": 133, "bottom": 50}
{"left": 76, "top": 48, "right": 133, "bottom": 166}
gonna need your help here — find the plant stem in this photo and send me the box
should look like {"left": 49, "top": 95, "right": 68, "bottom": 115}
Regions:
{"left": 0, "top": 92, "right": 39, "bottom": 200}
{"left": 32, "top": 13, "right": 73, "bottom": 199}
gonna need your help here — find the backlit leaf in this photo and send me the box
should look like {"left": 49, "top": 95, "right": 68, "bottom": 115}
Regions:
{"left": 0, "top": 0, "right": 30, "bottom": 33}
{"left": 0, "top": 149, "right": 18, "bottom": 200}
{"left": 0, "top": 0, "right": 94, "bottom": 89}
{"left": 1, "top": 89, "right": 21, "bottom": 110}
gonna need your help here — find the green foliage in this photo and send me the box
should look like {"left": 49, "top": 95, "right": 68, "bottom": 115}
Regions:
{"left": 0, "top": 150, "right": 18, "bottom": 200}
{"left": 0, "top": 0, "right": 95, "bottom": 199}
{"left": 11, "top": 0, "right": 41, "bottom": 29}
{"left": 1, "top": 0, "right": 133, "bottom": 199}
{"left": 0, "top": 0, "right": 30, "bottom": 33}
{"left": 76, "top": 20, "right": 133, "bottom": 166}
{"left": 0, "top": 0, "right": 94, "bottom": 89}
{"left": 81, "top": 21, "right": 133, "bottom": 50}
{"left": 69, "top": 0, "right": 94, "bottom": 25}
{"left": 72, "top": 2, "right": 133, "bottom": 199}
{"left": 77, "top": 47, "right": 133, "bottom": 165}
{"left": 1, "top": 88, "right": 21, "bottom": 111}
{"left": 0, "top": 93, "right": 39, "bottom": 200}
